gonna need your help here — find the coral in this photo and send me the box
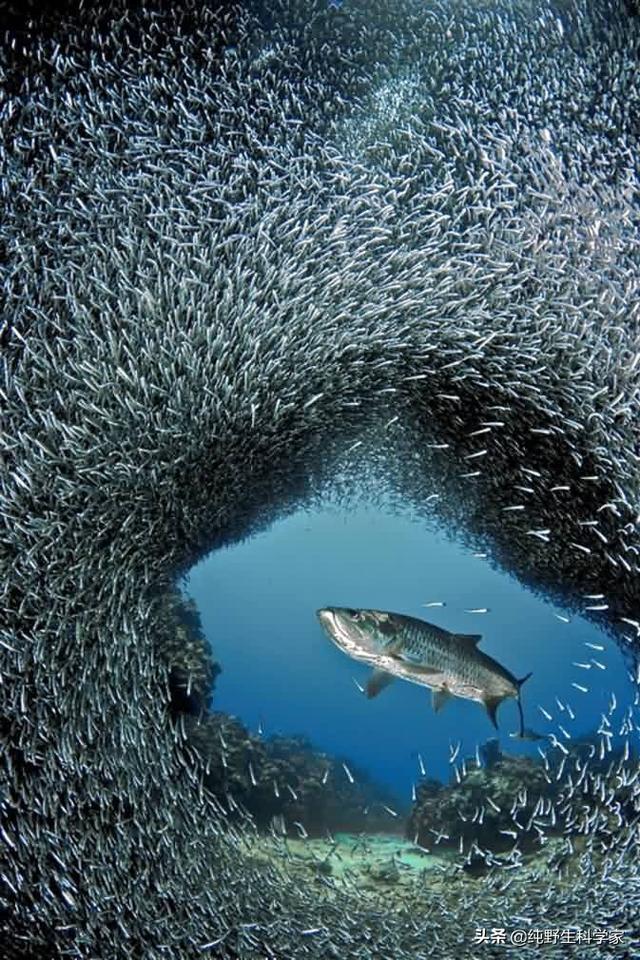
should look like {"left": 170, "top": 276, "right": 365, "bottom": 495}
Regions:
{"left": 184, "top": 714, "right": 404, "bottom": 837}
{"left": 407, "top": 753, "right": 556, "bottom": 853}
{"left": 156, "top": 589, "right": 220, "bottom": 721}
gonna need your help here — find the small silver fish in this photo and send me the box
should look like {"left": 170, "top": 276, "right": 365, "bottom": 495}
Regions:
{"left": 509, "top": 727, "right": 546, "bottom": 741}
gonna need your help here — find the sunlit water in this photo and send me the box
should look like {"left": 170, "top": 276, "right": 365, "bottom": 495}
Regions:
{"left": 186, "top": 502, "right": 633, "bottom": 801}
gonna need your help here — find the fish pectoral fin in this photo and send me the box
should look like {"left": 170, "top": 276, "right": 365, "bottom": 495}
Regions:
{"left": 432, "top": 687, "right": 451, "bottom": 713}
{"left": 386, "top": 638, "right": 405, "bottom": 656}
{"left": 455, "top": 633, "right": 482, "bottom": 647}
{"left": 365, "top": 669, "right": 395, "bottom": 699}
{"left": 409, "top": 663, "right": 440, "bottom": 675}
{"left": 394, "top": 650, "right": 423, "bottom": 664}
{"left": 483, "top": 696, "right": 503, "bottom": 729}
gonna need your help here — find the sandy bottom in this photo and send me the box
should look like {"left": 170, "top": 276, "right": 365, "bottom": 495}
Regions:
{"left": 247, "top": 826, "right": 578, "bottom": 919}
{"left": 252, "top": 830, "right": 459, "bottom": 902}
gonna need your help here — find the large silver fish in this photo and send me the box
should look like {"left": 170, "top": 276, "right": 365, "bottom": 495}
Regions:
{"left": 317, "top": 607, "right": 531, "bottom": 734}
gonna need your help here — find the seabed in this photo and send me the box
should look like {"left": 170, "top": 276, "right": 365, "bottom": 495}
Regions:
{"left": 251, "top": 829, "right": 577, "bottom": 910}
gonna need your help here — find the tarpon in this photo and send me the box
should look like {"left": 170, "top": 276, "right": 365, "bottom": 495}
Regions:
{"left": 316, "top": 607, "right": 532, "bottom": 734}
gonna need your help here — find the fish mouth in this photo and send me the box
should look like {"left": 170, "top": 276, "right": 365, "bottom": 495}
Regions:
{"left": 316, "top": 607, "right": 340, "bottom": 641}
{"left": 317, "top": 607, "right": 359, "bottom": 648}
{"left": 316, "top": 608, "right": 336, "bottom": 630}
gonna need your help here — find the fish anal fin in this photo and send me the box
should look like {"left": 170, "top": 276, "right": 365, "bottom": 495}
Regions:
{"left": 365, "top": 669, "right": 395, "bottom": 699}
{"left": 455, "top": 633, "right": 482, "bottom": 647}
{"left": 483, "top": 696, "right": 503, "bottom": 729}
{"left": 432, "top": 687, "right": 451, "bottom": 713}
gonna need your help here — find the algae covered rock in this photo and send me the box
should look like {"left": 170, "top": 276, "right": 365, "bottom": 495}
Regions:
{"left": 184, "top": 714, "right": 403, "bottom": 837}
{"left": 157, "top": 589, "right": 221, "bottom": 721}
{"left": 407, "top": 751, "right": 556, "bottom": 853}
{"left": 369, "top": 857, "right": 401, "bottom": 884}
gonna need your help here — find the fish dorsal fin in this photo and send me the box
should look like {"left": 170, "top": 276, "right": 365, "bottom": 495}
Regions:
{"left": 432, "top": 687, "right": 451, "bottom": 713}
{"left": 455, "top": 633, "right": 482, "bottom": 647}
{"left": 365, "top": 668, "right": 395, "bottom": 699}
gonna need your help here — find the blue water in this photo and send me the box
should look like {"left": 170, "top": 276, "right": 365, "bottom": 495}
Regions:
{"left": 186, "top": 502, "right": 632, "bottom": 800}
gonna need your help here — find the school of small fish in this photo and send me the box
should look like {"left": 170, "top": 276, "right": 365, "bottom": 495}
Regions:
{"left": 2, "top": 0, "right": 640, "bottom": 957}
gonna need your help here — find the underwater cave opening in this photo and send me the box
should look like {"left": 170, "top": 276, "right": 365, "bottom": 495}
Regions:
{"left": 182, "top": 495, "right": 635, "bottom": 836}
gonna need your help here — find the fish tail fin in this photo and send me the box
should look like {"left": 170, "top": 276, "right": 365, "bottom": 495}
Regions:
{"left": 515, "top": 672, "right": 532, "bottom": 737}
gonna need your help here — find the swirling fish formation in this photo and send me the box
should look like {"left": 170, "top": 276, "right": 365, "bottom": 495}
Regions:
{"left": 2, "top": 0, "right": 639, "bottom": 956}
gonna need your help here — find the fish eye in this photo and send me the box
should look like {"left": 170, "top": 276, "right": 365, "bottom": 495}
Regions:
{"left": 347, "top": 609, "right": 363, "bottom": 621}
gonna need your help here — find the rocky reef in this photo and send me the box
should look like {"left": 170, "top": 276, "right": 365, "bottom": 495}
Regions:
{"left": 158, "top": 589, "right": 220, "bottom": 721}
{"left": 407, "top": 750, "right": 556, "bottom": 854}
{"left": 160, "top": 590, "right": 405, "bottom": 836}
{"left": 407, "top": 734, "right": 640, "bottom": 874}
{"left": 157, "top": 589, "right": 402, "bottom": 837}
{"left": 187, "top": 715, "right": 405, "bottom": 836}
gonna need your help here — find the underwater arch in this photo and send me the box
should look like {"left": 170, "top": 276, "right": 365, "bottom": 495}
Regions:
{"left": 2, "top": 0, "right": 640, "bottom": 957}
{"left": 186, "top": 494, "right": 636, "bottom": 782}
